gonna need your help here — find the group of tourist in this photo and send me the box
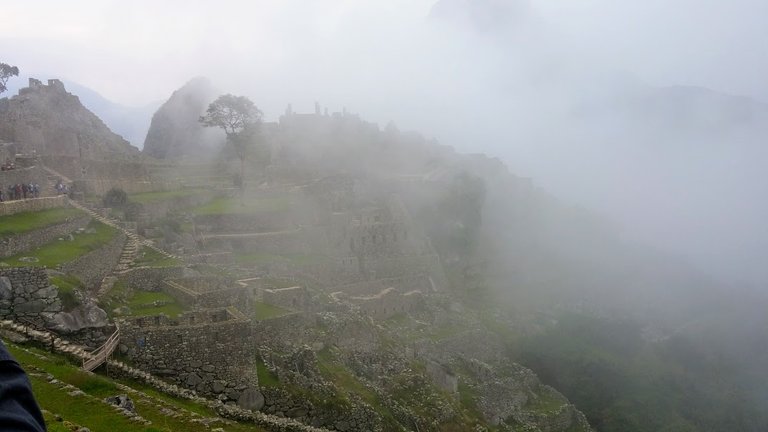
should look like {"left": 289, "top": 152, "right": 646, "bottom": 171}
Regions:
{"left": 55, "top": 180, "right": 69, "bottom": 195}
{"left": 0, "top": 183, "right": 41, "bottom": 202}
{"left": 0, "top": 159, "right": 16, "bottom": 171}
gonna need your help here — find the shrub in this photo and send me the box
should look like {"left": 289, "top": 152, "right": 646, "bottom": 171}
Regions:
{"left": 103, "top": 188, "right": 128, "bottom": 207}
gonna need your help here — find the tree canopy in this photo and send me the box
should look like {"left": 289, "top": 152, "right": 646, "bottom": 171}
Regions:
{"left": 199, "top": 94, "right": 262, "bottom": 137}
{"left": 0, "top": 63, "right": 20, "bottom": 94}
{"left": 199, "top": 94, "right": 264, "bottom": 189}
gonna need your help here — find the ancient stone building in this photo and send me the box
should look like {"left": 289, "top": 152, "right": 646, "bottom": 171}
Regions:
{"left": 163, "top": 276, "right": 253, "bottom": 314}
{"left": 118, "top": 307, "right": 258, "bottom": 403}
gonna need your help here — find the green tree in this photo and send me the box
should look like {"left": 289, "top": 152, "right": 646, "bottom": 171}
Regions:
{"left": 199, "top": 94, "right": 263, "bottom": 189}
{"left": 0, "top": 63, "right": 20, "bottom": 94}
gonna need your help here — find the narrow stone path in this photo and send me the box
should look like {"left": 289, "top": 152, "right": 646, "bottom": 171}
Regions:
{"left": 66, "top": 198, "right": 183, "bottom": 300}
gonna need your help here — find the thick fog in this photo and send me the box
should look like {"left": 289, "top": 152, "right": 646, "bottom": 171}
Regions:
{"left": 2, "top": 0, "right": 767, "bottom": 287}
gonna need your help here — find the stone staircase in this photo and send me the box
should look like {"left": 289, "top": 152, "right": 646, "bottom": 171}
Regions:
{"left": 41, "top": 165, "right": 73, "bottom": 197}
{"left": 66, "top": 198, "right": 182, "bottom": 300}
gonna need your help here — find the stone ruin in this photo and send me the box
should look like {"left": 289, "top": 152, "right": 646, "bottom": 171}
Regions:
{"left": 163, "top": 275, "right": 253, "bottom": 315}
{"left": 118, "top": 307, "right": 260, "bottom": 406}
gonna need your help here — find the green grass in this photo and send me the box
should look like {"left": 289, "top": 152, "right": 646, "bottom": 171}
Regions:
{"left": 1, "top": 220, "right": 118, "bottom": 267}
{"left": 525, "top": 389, "right": 566, "bottom": 414}
{"left": 8, "top": 344, "right": 266, "bottom": 432}
{"left": 101, "top": 279, "right": 129, "bottom": 316}
{"left": 0, "top": 207, "right": 84, "bottom": 239}
{"left": 49, "top": 274, "right": 84, "bottom": 310}
{"left": 458, "top": 381, "right": 485, "bottom": 420}
{"left": 191, "top": 196, "right": 291, "bottom": 216}
{"left": 253, "top": 301, "right": 291, "bottom": 320}
{"left": 133, "top": 246, "right": 180, "bottom": 268}
{"left": 102, "top": 281, "right": 186, "bottom": 319}
{"left": 128, "top": 189, "right": 206, "bottom": 204}
{"left": 255, "top": 357, "right": 280, "bottom": 388}
{"left": 126, "top": 290, "right": 186, "bottom": 318}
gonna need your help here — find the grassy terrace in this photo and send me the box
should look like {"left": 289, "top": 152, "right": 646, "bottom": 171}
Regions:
{"left": 125, "top": 290, "right": 186, "bottom": 318}
{"left": 191, "top": 196, "right": 291, "bottom": 216}
{"left": 7, "top": 343, "right": 266, "bottom": 432}
{"left": 0, "top": 207, "right": 84, "bottom": 239}
{"left": 129, "top": 188, "right": 207, "bottom": 204}
{"left": 133, "top": 246, "right": 180, "bottom": 268}
{"left": 102, "top": 280, "right": 186, "bottom": 318}
{"left": 1, "top": 220, "right": 117, "bottom": 267}
{"left": 253, "top": 300, "right": 292, "bottom": 320}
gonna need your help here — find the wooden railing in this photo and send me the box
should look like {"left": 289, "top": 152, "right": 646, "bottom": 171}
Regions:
{"left": 83, "top": 325, "right": 120, "bottom": 372}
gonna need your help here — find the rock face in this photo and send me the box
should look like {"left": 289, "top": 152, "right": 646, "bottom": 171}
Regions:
{"left": 0, "top": 78, "right": 140, "bottom": 157}
{"left": 47, "top": 302, "right": 109, "bottom": 333}
{"left": 142, "top": 77, "right": 223, "bottom": 159}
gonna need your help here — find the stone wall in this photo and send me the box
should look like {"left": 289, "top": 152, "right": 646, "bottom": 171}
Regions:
{"left": 194, "top": 209, "right": 309, "bottom": 234}
{"left": 345, "top": 288, "right": 424, "bottom": 321}
{"left": 0, "top": 165, "right": 50, "bottom": 197}
{"left": 73, "top": 178, "right": 179, "bottom": 196}
{"left": 203, "top": 229, "right": 310, "bottom": 256}
{"left": 163, "top": 276, "right": 253, "bottom": 314}
{"left": 119, "top": 266, "right": 186, "bottom": 292}
{"left": 60, "top": 231, "right": 126, "bottom": 289}
{"left": 425, "top": 360, "right": 458, "bottom": 395}
{"left": 262, "top": 286, "right": 310, "bottom": 311}
{"left": 252, "top": 313, "right": 314, "bottom": 349}
{"left": 334, "top": 274, "right": 434, "bottom": 297}
{"left": 134, "top": 190, "right": 216, "bottom": 223}
{"left": 0, "top": 195, "right": 69, "bottom": 217}
{"left": 118, "top": 307, "right": 258, "bottom": 402}
{"left": 0, "top": 267, "right": 61, "bottom": 329}
{"left": 0, "top": 213, "right": 91, "bottom": 258}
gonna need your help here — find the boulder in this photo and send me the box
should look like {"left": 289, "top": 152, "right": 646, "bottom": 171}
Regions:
{"left": 237, "top": 387, "right": 265, "bottom": 411}
{"left": 46, "top": 303, "right": 108, "bottom": 333}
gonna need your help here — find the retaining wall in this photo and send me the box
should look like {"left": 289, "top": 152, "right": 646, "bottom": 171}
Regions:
{"left": 0, "top": 195, "right": 69, "bottom": 217}
{"left": 118, "top": 309, "right": 257, "bottom": 401}
{"left": 60, "top": 231, "right": 126, "bottom": 289}
{"left": 0, "top": 267, "right": 60, "bottom": 328}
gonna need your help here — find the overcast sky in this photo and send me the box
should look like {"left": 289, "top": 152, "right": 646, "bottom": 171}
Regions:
{"left": 2, "top": 0, "right": 768, "bottom": 286}
{"left": 1, "top": 0, "right": 766, "bottom": 111}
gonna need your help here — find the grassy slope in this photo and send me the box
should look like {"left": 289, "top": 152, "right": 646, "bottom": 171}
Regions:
{"left": 7, "top": 343, "right": 266, "bottom": 432}
{"left": 0, "top": 207, "right": 85, "bottom": 239}
{"left": 133, "top": 246, "right": 180, "bottom": 268}
{"left": 1, "top": 220, "right": 118, "bottom": 267}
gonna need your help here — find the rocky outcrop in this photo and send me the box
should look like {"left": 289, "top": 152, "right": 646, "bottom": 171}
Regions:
{"left": 47, "top": 301, "right": 109, "bottom": 333}
{"left": 0, "top": 78, "right": 140, "bottom": 157}
{"left": 142, "top": 77, "right": 223, "bottom": 159}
